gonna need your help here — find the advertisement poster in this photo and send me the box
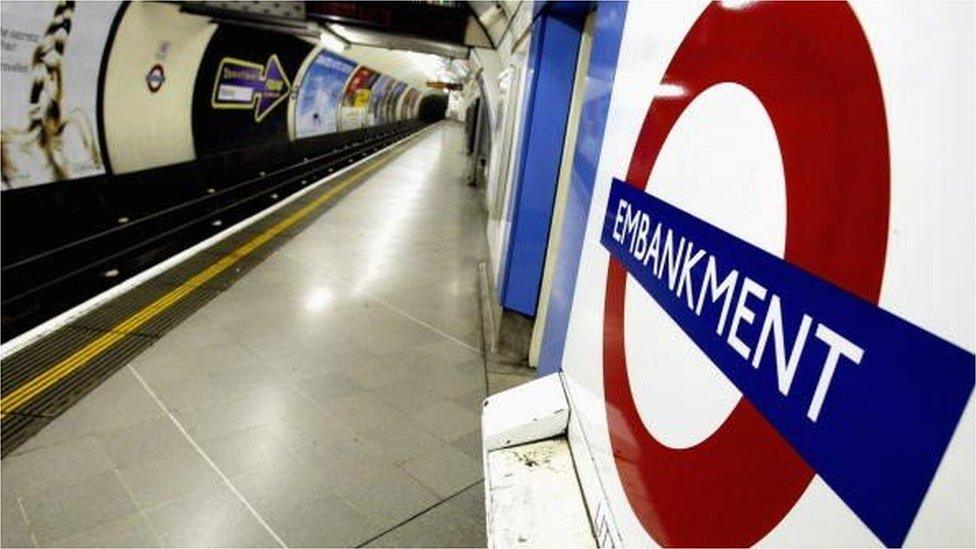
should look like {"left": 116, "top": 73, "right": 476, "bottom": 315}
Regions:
{"left": 367, "top": 74, "right": 393, "bottom": 126}
{"left": 192, "top": 26, "right": 312, "bottom": 156}
{"left": 339, "top": 66, "right": 378, "bottom": 130}
{"left": 400, "top": 88, "right": 420, "bottom": 120}
{"left": 383, "top": 81, "right": 407, "bottom": 124}
{"left": 1, "top": 0, "right": 120, "bottom": 189}
{"left": 295, "top": 49, "right": 356, "bottom": 138}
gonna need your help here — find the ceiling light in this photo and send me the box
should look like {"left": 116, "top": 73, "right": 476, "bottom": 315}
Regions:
{"left": 319, "top": 27, "right": 350, "bottom": 53}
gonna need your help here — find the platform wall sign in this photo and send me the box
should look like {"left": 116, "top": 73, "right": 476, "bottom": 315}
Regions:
{"left": 101, "top": 1, "right": 217, "bottom": 175}
{"left": 146, "top": 64, "right": 165, "bottom": 93}
{"left": 548, "top": 1, "right": 975, "bottom": 547}
{"left": 192, "top": 26, "right": 312, "bottom": 156}
{"left": 211, "top": 55, "right": 291, "bottom": 122}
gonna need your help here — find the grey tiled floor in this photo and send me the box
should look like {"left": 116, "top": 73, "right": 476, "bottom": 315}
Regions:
{"left": 1, "top": 124, "right": 491, "bottom": 548}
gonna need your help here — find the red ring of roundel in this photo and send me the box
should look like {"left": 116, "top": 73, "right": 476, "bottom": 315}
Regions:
{"left": 602, "top": 2, "right": 889, "bottom": 546}
{"left": 147, "top": 64, "right": 165, "bottom": 93}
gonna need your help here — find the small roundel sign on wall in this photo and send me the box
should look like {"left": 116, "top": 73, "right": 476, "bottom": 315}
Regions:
{"left": 598, "top": 2, "right": 975, "bottom": 547}
{"left": 146, "top": 64, "right": 165, "bottom": 93}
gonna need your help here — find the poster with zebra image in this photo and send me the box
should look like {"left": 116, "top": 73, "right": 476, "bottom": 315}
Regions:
{"left": 0, "top": 0, "right": 120, "bottom": 189}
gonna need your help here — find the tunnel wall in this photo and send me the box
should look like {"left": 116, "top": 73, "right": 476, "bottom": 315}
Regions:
{"left": 418, "top": 94, "right": 449, "bottom": 123}
{"left": 0, "top": 1, "right": 427, "bottom": 190}
{"left": 0, "top": 0, "right": 431, "bottom": 339}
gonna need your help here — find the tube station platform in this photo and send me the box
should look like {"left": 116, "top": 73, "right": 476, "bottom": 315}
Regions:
{"left": 1, "top": 124, "right": 522, "bottom": 548}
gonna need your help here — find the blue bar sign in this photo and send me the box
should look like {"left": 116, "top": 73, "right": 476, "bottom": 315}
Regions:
{"left": 600, "top": 177, "right": 974, "bottom": 547}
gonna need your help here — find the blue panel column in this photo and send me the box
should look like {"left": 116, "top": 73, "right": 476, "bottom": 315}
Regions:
{"left": 537, "top": 2, "right": 628, "bottom": 375}
{"left": 498, "top": 2, "right": 588, "bottom": 317}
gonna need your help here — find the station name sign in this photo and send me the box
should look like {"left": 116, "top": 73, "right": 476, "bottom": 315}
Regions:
{"left": 600, "top": 177, "right": 974, "bottom": 544}
{"left": 426, "top": 81, "right": 462, "bottom": 91}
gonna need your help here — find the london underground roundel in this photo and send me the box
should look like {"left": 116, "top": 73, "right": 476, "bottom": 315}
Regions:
{"left": 604, "top": 3, "right": 891, "bottom": 546}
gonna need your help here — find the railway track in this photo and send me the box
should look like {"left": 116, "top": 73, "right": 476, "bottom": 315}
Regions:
{"left": 1, "top": 121, "right": 429, "bottom": 342}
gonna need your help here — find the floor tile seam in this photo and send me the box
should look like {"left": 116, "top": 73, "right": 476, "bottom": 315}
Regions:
{"left": 2, "top": 431, "right": 103, "bottom": 461}
{"left": 18, "top": 484, "right": 139, "bottom": 548}
{"left": 192, "top": 369, "right": 348, "bottom": 424}
{"left": 6, "top": 446, "right": 125, "bottom": 503}
{"left": 213, "top": 420, "right": 333, "bottom": 483}
{"left": 200, "top": 372, "right": 298, "bottom": 405}
{"left": 397, "top": 456, "right": 480, "bottom": 497}
{"left": 125, "top": 364, "right": 288, "bottom": 549}
{"left": 385, "top": 456, "right": 456, "bottom": 489}
{"left": 109, "top": 467, "right": 167, "bottom": 548}
{"left": 11, "top": 440, "right": 159, "bottom": 505}
{"left": 227, "top": 405, "right": 448, "bottom": 506}
{"left": 211, "top": 422, "right": 398, "bottom": 541}
{"left": 276, "top": 250, "right": 482, "bottom": 356}
{"left": 30, "top": 468, "right": 194, "bottom": 548}
{"left": 155, "top": 390, "right": 385, "bottom": 519}
{"left": 475, "top": 262, "right": 493, "bottom": 402}
{"left": 353, "top": 477, "right": 485, "bottom": 548}
{"left": 126, "top": 410, "right": 289, "bottom": 529}
{"left": 13, "top": 494, "right": 38, "bottom": 549}
{"left": 315, "top": 475, "right": 395, "bottom": 537}
{"left": 118, "top": 476, "right": 239, "bottom": 519}
{"left": 389, "top": 411, "right": 480, "bottom": 450}
{"left": 485, "top": 370, "right": 536, "bottom": 379}
{"left": 17, "top": 495, "right": 41, "bottom": 548}
{"left": 332, "top": 471, "right": 440, "bottom": 537}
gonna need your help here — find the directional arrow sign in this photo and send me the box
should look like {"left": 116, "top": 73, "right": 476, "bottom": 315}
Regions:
{"left": 211, "top": 54, "right": 292, "bottom": 122}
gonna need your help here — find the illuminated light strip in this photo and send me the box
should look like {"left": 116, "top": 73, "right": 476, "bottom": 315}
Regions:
{"left": 0, "top": 148, "right": 398, "bottom": 417}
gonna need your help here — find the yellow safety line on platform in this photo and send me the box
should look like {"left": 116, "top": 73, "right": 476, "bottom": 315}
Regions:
{"left": 0, "top": 144, "right": 402, "bottom": 417}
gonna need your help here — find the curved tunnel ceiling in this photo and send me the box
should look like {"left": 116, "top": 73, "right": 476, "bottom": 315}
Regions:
{"left": 180, "top": 1, "right": 522, "bottom": 92}
{"left": 342, "top": 46, "right": 452, "bottom": 90}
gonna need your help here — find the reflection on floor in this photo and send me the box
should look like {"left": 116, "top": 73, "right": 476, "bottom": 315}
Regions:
{"left": 1, "top": 123, "right": 523, "bottom": 548}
